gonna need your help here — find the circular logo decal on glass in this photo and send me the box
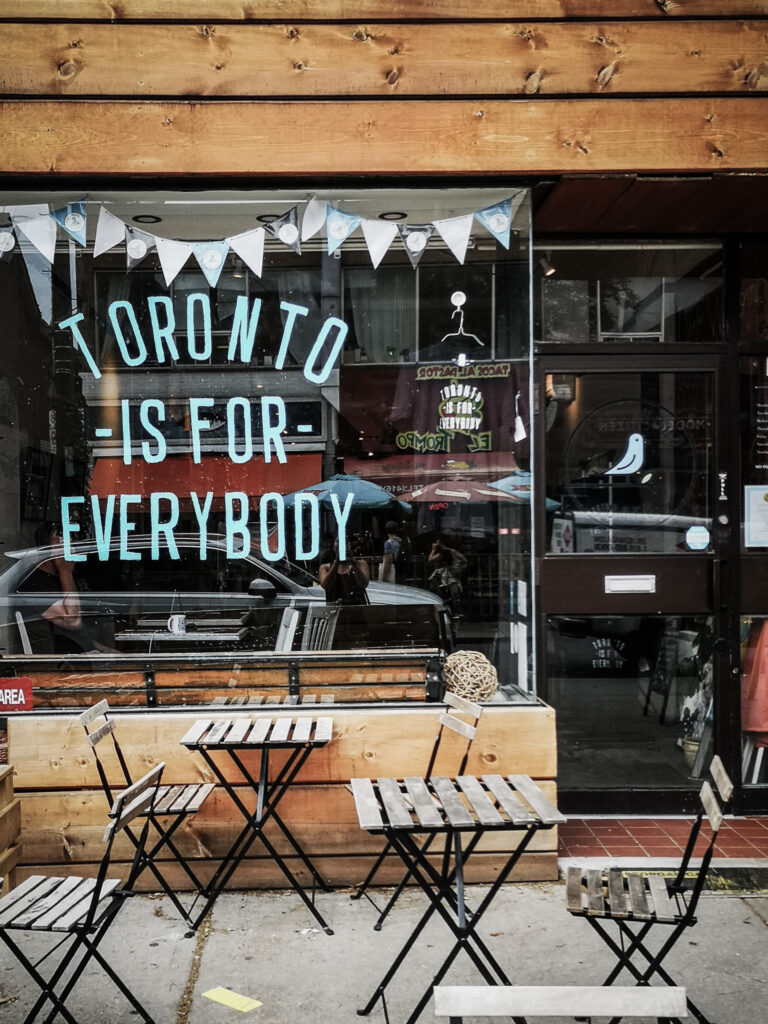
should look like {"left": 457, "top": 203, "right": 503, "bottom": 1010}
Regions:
{"left": 201, "top": 248, "right": 222, "bottom": 270}
{"left": 328, "top": 218, "right": 347, "bottom": 240}
{"left": 488, "top": 213, "right": 509, "bottom": 233}
{"left": 127, "top": 238, "right": 147, "bottom": 260}
{"left": 64, "top": 212, "right": 85, "bottom": 233}
{"left": 406, "top": 231, "right": 427, "bottom": 253}
{"left": 278, "top": 223, "right": 299, "bottom": 245}
{"left": 0, "top": 231, "right": 15, "bottom": 253}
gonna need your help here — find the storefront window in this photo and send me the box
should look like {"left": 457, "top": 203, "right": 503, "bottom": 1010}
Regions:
{"left": 534, "top": 243, "right": 723, "bottom": 345}
{"left": 0, "top": 187, "right": 532, "bottom": 701}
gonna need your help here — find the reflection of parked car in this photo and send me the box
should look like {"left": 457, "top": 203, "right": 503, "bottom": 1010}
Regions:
{"left": 0, "top": 534, "right": 450, "bottom": 657}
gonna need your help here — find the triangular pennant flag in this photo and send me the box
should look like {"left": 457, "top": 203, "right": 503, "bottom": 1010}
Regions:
{"left": 156, "top": 237, "right": 193, "bottom": 287}
{"left": 192, "top": 241, "right": 230, "bottom": 288}
{"left": 266, "top": 208, "right": 301, "bottom": 254}
{"left": 227, "top": 227, "right": 265, "bottom": 279}
{"left": 94, "top": 207, "right": 126, "bottom": 257}
{"left": 125, "top": 226, "right": 156, "bottom": 269}
{"left": 325, "top": 206, "right": 363, "bottom": 255}
{"left": 51, "top": 198, "right": 87, "bottom": 247}
{"left": 301, "top": 196, "right": 327, "bottom": 242}
{"left": 398, "top": 224, "right": 434, "bottom": 268}
{"left": 361, "top": 219, "right": 397, "bottom": 269}
{"left": 10, "top": 205, "right": 56, "bottom": 263}
{"left": 474, "top": 195, "right": 525, "bottom": 250}
{"left": 18, "top": 241, "right": 53, "bottom": 324}
{"left": 433, "top": 213, "right": 473, "bottom": 265}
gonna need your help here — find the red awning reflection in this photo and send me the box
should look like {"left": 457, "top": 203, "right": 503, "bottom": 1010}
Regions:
{"left": 89, "top": 453, "right": 322, "bottom": 509}
{"left": 345, "top": 452, "right": 519, "bottom": 498}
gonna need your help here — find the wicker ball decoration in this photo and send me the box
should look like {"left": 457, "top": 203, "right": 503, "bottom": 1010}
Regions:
{"left": 443, "top": 650, "right": 499, "bottom": 702}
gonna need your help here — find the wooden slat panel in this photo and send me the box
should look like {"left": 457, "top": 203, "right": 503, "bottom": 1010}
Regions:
{"left": 10, "top": 706, "right": 558, "bottom": 788}
{"left": 627, "top": 872, "right": 652, "bottom": 919}
{"left": 2, "top": 2, "right": 766, "bottom": 20}
{"left": 585, "top": 868, "right": 604, "bottom": 915}
{"left": 350, "top": 777, "right": 382, "bottom": 831}
{"left": 402, "top": 777, "right": 442, "bottom": 828}
{"left": 431, "top": 777, "right": 473, "bottom": 827}
{"left": 506, "top": 774, "right": 566, "bottom": 825}
{"left": 647, "top": 872, "right": 677, "bottom": 923}
{"left": 482, "top": 774, "right": 534, "bottom": 824}
{"left": 5, "top": 21, "right": 767, "bottom": 98}
{"left": 376, "top": 777, "right": 414, "bottom": 828}
{"left": 607, "top": 866, "right": 628, "bottom": 918}
{"left": 456, "top": 776, "right": 504, "bottom": 827}
{"left": 4, "top": 98, "right": 764, "bottom": 175}
{"left": 564, "top": 865, "right": 583, "bottom": 914}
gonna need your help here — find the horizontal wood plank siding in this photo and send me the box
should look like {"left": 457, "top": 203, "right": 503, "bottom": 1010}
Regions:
{"left": 2, "top": 2, "right": 767, "bottom": 21}
{"left": 8, "top": 705, "right": 560, "bottom": 886}
{"left": 4, "top": 21, "right": 767, "bottom": 97}
{"left": 2, "top": 97, "right": 765, "bottom": 175}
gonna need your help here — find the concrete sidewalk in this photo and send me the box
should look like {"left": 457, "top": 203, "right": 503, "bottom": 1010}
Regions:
{"left": 0, "top": 880, "right": 766, "bottom": 1023}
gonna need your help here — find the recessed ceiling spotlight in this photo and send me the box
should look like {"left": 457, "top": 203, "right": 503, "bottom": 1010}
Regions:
{"left": 379, "top": 211, "right": 407, "bottom": 221}
{"left": 132, "top": 214, "right": 162, "bottom": 224}
{"left": 257, "top": 214, "right": 278, "bottom": 224}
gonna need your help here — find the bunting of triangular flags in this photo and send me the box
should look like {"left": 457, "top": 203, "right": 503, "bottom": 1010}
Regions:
{"left": 0, "top": 193, "right": 525, "bottom": 324}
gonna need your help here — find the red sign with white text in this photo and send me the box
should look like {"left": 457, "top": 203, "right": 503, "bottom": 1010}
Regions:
{"left": 0, "top": 678, "right": 33, "bottom": 712}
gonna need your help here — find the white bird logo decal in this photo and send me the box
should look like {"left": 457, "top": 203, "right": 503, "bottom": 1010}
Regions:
{"left": 604, "top": 432, "right": 645, "bottom": 475}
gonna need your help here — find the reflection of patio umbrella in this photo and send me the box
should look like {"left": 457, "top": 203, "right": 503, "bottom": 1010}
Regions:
{"left": 486, "top": 471, "right": 560, "bottom": 510}
{"left": 283, "top": 473, "right": 410, "bottom": 512}
{"left": 402, "top": 480, "right": 516, "bottom": 503}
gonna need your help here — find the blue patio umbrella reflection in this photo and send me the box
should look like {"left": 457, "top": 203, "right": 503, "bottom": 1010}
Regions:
{"left": 486, "top": 471, "right": 560, "bottom": 510}
{"left": 282, "top": 473, "right": 410, "bottom": 513}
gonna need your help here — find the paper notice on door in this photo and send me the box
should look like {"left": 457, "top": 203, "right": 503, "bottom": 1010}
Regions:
{"left": 745, "top": 486, "right": 768, "bottom": 547}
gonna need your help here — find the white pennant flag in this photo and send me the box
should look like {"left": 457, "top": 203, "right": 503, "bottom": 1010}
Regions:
{"left": 227, "top": 227, "right": 265, "bottom": 279}
{"left": 361, "top": 219, "right": 398, "bottom": 269}
{"left": 156, "top": 237, "right": 193, "bottom": 286}
{"left": 9, "top": 205, "right": 56, "bottom": 263}
{"left": 301, "top": 196, "right": 327, "bottom": 241}
{"left": 94, "top": 207, "right": 126, "bottom": 257}
{"left": 433, "top": 214, "right": 473, "bottom": 265}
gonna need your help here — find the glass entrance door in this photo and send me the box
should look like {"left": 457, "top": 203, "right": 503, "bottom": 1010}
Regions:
{"left": 536, "top": 358, "right": 727, "bottom": 809}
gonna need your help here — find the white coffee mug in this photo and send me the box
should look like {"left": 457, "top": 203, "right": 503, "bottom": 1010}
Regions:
{"left": 167, "top": 613, "right": 186, "bottom": 635}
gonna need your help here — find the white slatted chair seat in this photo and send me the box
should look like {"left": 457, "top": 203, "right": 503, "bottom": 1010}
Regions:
{"left": 434, "top": 983, "right": 688, "bottom": 1020}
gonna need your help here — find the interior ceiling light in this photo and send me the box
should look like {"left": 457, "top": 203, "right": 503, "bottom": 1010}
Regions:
{"left": 132, "top": 214, "right": 162, "bottom": 224}
{"left": 257, "top": 214, "right": 278, "bottom": 224}
{"left": 379, "top": 211, "right": 407, "bottom": 221}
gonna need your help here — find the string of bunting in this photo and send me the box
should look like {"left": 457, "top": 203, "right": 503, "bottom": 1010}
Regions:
{"left": 0, "top": 191, "right": 525, "bottom": 324}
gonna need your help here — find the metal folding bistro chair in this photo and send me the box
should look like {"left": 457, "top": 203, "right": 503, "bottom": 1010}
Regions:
{"left": 351, "top": 688, "right": 483, "bottom": 929}
{"left": 565, "top": 755, "right": 733, "bottom": 1024}
{"left": 0, "top": 762, "right": 165, "bottom": 1024}
{"left": 80, "top": 699, "right": 215, "bottom": 932}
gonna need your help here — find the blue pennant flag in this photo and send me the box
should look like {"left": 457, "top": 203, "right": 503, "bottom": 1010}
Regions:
{"left": 326, "top": 206, "right": 363, "bottom": 255}
{"left": 474, "top": 198, "right": 513, "bottom": 249}
{"left": 51, "top": 199, "right": 87, "bottom": 247}
{"left": 192, "top": 241, "right": 230, "bottom": 287}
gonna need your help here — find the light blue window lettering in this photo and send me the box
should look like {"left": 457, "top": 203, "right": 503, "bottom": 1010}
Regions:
{"left": 108, "top": 300, "right": 147, "bottom": 367}
{"left": 275, "top": 302, "right": 309, "bottom": 370}
{"left": 119, "top": 494, "right": 142, "bottom": 560}
{"left": 120, "top": 400, "right": 132, "bottom": 466}
{"left": 224, "top": 492, "right": 250, "bottom": 558}
{"left": 91, "top": 494, "right": 116, "bottom": 560}
{"left": 330, "top": 493, "right": 354, "bottom": 560}
{"left": 304, "top": 317, "right": 348, "bottom": 385}
{"left": 57, "top": 313, "right": 101, "bottom": 379}
{"left": 147, "top": 296, "right": 179, "bottom": 363}
{"left": 60, "top": 497, "right": 86, "bottom": 561}
{"left": 139, "top": 399, "right": 167, "bottom": 464}
{"left": 261, "top": 396, "right": 286, "bottom": 464}
{"left": 187, "top": 292, "right": 212, "bottom": 361}
{"left": 227, "top": 296, "right": 262, "bottom": 363}
{"left": 227, "top": 397, "right": 253, "bottom": 464}
{"left": 293, "top": 492, "right": 319, "bottom": 560}
{"left": 150, "top": 492, "right": 180, "bottom": 560}
{"left": 190, "top": 491, "right": 213, "bottom": 558}
{"left": 189, "top": 397, "right": 214, "bottom": 463}
{"left": 259, "top": 492, "right": 285, "bottom": 561}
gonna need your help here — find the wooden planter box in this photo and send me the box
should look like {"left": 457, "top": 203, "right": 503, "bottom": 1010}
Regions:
{"left": 8, "top": 700, "right": 559, "bottom": 889}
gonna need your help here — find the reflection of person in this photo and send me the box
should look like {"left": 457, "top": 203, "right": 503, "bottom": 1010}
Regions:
{"left": 319, "top": 535, "right": 370, "bottom": 605}
{"left": 17, "top": 523, "right": 84, "bottom": 653}
{"left": 428, "top": 537, "right": 467, "bottom": 613}
{"left": 378, "top": 521, "right": 402, "bottom": 584}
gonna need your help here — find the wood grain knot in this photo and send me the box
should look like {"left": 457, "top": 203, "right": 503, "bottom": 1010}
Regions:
{"left": 385, "top": 69, "right": 399, "bottom": 86}
{"left": 353, "top": 29, "right": 370, "bottom": 42}
{"left": 524, "top": 71, "right": 542, "bottom": 94}
{"left": 57, "top": 60, "right": 79, "bottom": 80}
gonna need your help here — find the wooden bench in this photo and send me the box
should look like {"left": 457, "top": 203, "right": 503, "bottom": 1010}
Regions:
{"left": 434, "top": 984, "right": 687, "bottom": 1021}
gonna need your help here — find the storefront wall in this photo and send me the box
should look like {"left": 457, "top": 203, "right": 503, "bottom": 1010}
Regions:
{"left": 2, "top": 1, "right": 768, "bottom": 816}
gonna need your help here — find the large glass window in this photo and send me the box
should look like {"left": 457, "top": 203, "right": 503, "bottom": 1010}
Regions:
{"left": 0, "top": 187, "right": 532, "bottom": 703}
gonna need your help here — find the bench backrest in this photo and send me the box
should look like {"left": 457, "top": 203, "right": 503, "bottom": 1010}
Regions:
{"left": 433, "top": 984, "right": 687, "bottom": 1020}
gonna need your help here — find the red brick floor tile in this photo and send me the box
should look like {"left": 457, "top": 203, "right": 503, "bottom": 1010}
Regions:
{"left": 636, "top": 841, "right": 684, "bottom": 856}
{"left": 564, "top": 842, "right": 609, "bottom": 857}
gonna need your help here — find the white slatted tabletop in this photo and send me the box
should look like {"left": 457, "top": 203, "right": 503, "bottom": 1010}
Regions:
{"left": 180, "top": 715, "right": 333, "bottom": 750}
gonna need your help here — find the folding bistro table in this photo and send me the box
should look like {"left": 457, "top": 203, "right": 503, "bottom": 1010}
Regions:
{"left": 351, "top": 773, "right": 566, "bottom": 1024}
{"left": 180, "top": 714, "right": 334, "bottom": 933}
